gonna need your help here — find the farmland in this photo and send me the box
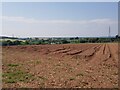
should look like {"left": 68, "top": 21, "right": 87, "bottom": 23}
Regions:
{"left": 2, "top": 43, "right": 119, "bottom": 88}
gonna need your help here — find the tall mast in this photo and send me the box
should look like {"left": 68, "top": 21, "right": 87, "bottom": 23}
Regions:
{"left": 109, "top": 26, "right": 111, "bottom": 38}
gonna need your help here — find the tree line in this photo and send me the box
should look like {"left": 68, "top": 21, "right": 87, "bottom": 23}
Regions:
{"left": 1, "top": 36, "right": 120, "bottom": 46}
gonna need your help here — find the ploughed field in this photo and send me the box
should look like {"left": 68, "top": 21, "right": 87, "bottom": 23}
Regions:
{"left": 2, "top": 43, "right": 118, "bottom": 88}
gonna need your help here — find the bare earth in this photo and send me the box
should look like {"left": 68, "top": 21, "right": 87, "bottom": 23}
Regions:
{"left": 2, "top": 43, "right": 118, "bottom": 88}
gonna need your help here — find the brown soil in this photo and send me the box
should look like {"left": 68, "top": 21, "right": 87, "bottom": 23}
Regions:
{"left": 2, "top": 43, "right": 118, "bottom": 88}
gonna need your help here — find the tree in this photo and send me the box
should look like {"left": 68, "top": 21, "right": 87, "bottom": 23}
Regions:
{"left": 2, "top": 40, "right": 13, "bottom": 46}
{"left": 80, "top": 40, "right": 86, "bottom": 43}
{"left": 115, "top": 34, "right": 120, "bottom": 42}
{"left": 13, "top": 40, "right": 21, "bottom": 45}
{"left": 61, "top": 40, "right": 70, "bottom": 44}
{"left": 115, "top": 35, "right": 119, "bottom": 39}
{"left": 70, "top": 38, "right": 74, "bottom": 40}
{"left": 24, "top": 40, "right": 29, "bottom": 45}
{"left": 75, "top": 37, "right": 79, "bottom": 39}
{"left": 35, "top": 38, "right": 39, "bottom": 41}
{"left": 88, "top": 38, "right": 98, "bottom": 43}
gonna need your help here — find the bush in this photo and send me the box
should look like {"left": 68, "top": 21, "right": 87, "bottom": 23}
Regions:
{"left": 13, "top": 40, "right": 22, "bottom": 45}
{"left": 61, "top": 40, "right": 70, "bottom": 44}
{"left": 2, "top": 40, "right": 13, "bottom": 46}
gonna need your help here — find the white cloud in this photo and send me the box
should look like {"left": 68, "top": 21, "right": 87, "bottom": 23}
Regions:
{"left": 1, "top": 16, "right": 117, "bottom": 25}
{"left": 89, "top": 19, "right": 117, "bottom": 24}
{"left": 1, "top": 16, "right": 40, "bottom": 23}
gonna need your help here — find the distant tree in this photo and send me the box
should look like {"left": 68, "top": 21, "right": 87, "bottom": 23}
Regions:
{"left": 80, "top": 40, "right": 86, "bottom": 43}
{"left": 2, "top": 40, "right": 13, "bottom": 46}
{"left": 115, "top": 35, "right": 120, "bottom": 42}
{"left": 35, "top": 38, "right": 39, "bottom": 41}
{"left": 47, "top": 38, "right": 52, "bottom": 44}
{"left": 38, "top": 41, "right": 42, "bottom": 44}
{"left": 88, "top": 38, "right": 99, "bottom": 43}
{"left": 61, "top": 40, "right": 70, "bottom": 44}
{"left": 75, "top": 37, "right": 79, "bottom": 39}
{"left": 24, "top": 40, "right": 29, "bottom": 45}
{"left": 2, "top": 41, "right": 8, "bottom": 46}
{"left": 13, "top": 40, "right": 21, "bottom": 45}
{"left": 115, "top": 35, "right": 119, "bottom": 39}
{"left": 70, "top": 38, "right": 74, "bottom": 40}
{"left": 39, "top": 39, "right": 45, "bottom": 44}
{"left": 7, "top": 40, "right": 13, "bottom": 45}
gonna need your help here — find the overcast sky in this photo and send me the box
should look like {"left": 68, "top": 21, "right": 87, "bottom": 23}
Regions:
{"left": 1, "top": 2, "right": 118, "bottom": 37}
